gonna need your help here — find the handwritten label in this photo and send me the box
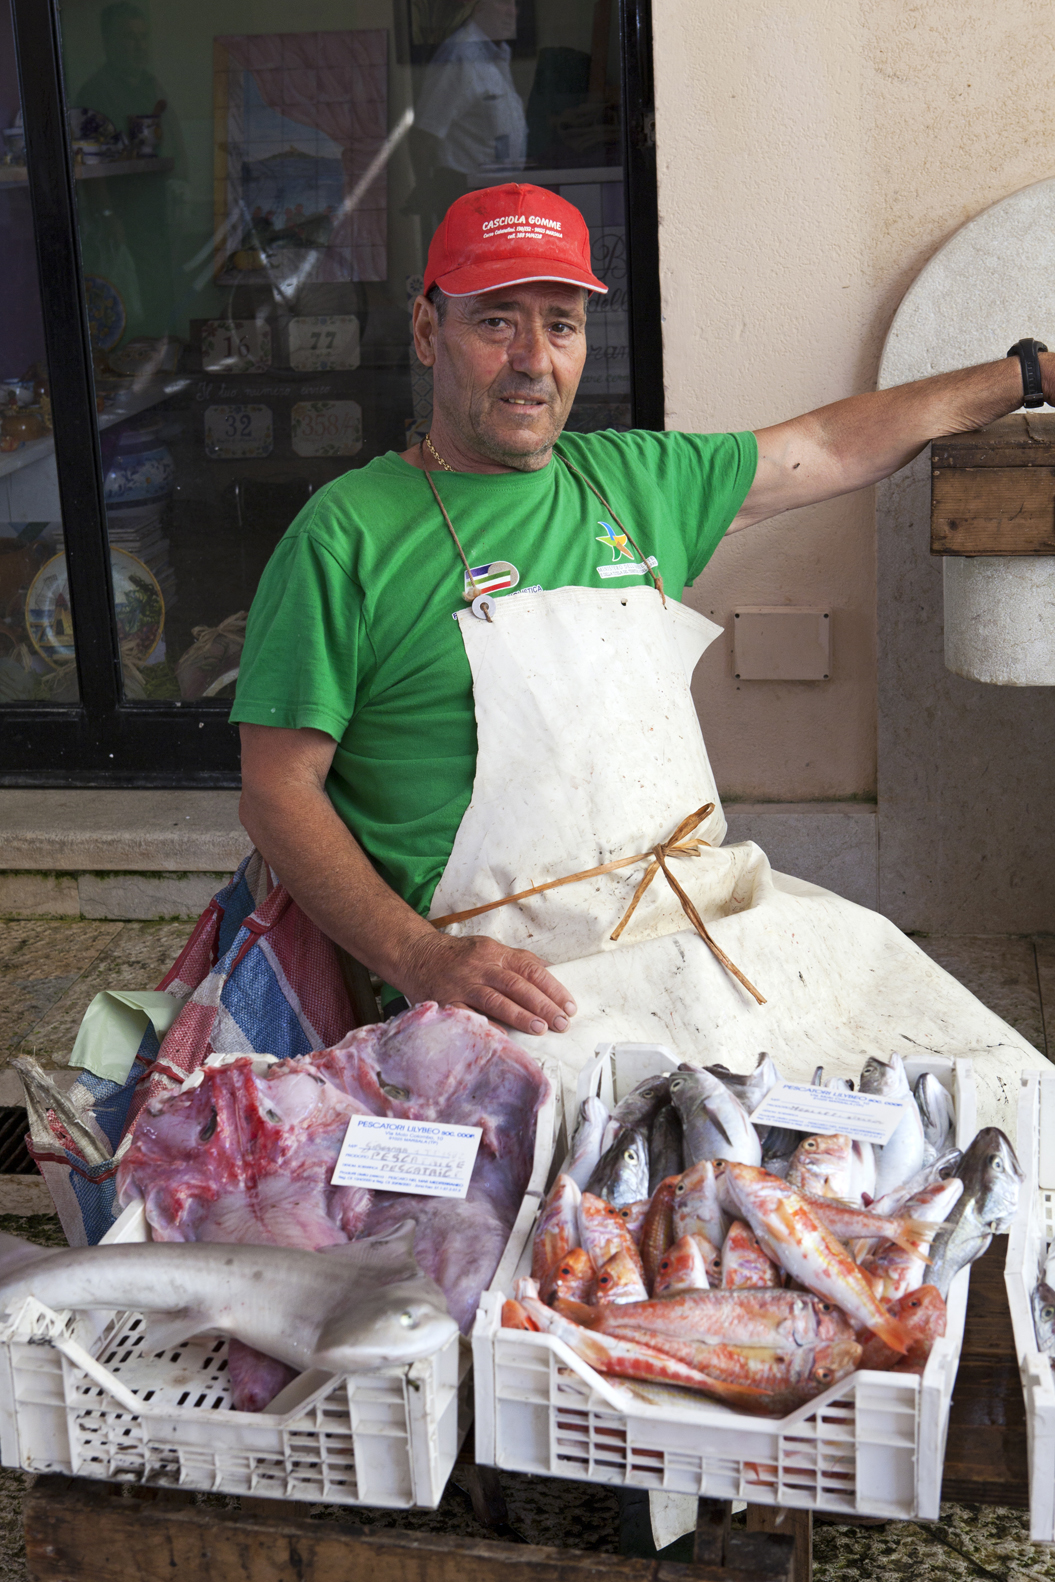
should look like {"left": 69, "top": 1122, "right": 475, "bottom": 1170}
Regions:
{"left": 750, "top": 1082, "right": 911, "bottom": 1146}
{"left": 330, "top": 1115, "right": 482, "bottom": 1198}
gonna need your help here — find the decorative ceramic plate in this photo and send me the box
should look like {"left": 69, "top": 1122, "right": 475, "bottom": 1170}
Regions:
{"left": 84, "top": 275, "right": 126, "bottom": 352}
{"left": 291, "top": 399, "right": 362, "bottom": 457}
{"left": 25, "top": 548, "right": 163, "bottom": 666}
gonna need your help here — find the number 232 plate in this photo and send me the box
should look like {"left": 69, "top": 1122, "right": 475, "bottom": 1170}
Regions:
{"left": 204, "top": 404, "right": 273, "bottom": 459}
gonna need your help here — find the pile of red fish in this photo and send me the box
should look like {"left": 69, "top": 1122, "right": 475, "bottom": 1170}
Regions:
{"left": 503, "top": 1153, "right": 951, "bottom": 1416}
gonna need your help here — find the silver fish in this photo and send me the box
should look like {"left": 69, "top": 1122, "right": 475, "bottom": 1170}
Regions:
{"left": 927, "top": 1128, "right": 1024, "bottom": 1297}
{"left": 860, "top": 1054, "right": 910, "bottom": 1098}
{"left": 704, "top": 1052, "right": 780, "bottom": 1115}
{"left": 873, "top": 1100, "right": 925, "bottom": 1199}
{"left": 585, "top": 1127, "right": 650, "bottom": 1206}
{"left": 759, "top": 1125, "right": 802, "bottom": 1178}
{"left": 811, "top": 1066, "right": 825, "bottom": 1087}
{"left": 611, "top": 1075, "right": 672, "bottom": 1134}
{"left": 669, "top": 1070, "right": 761, "bottom": 1167}
{"left": 915, "top": 1072, "right": 955, "bottom": 1164}
{"left": 870, "top": 1148, "right": 962, "bottom": 1217}
{"left": 847, "top": 1139, "right": 876, "bottom": 1205}
{"left": 648, "top": 1104, "right": 683, "bottom": 1195}
{"left": 827, "top": 1077, "right": 854, "bottom": 1093}
{"left": 1033, "top": 1280, "right": 1055, "bottom": 1356}
{"left": 560, "top": 1096, "right": 611, "bottom": 1190}
{"left": 0, "top": 1220, "right": 458, "bottom": 1372}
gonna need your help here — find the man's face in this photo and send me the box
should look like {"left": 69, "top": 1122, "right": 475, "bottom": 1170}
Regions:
{"left": 473, "top": 0, "right": 518, "bottom": 42}
{"left": 106, "top": 16, "right": 149, "bottom": 76}
{"left": 414, "top": 281, "right": 588, "bottom": 471}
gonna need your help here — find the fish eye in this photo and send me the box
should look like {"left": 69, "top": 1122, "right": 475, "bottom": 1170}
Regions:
{"left": 625, "top": 1149, "right": 638, "bottom": 1162}
{"left": 805, "top": 1139, "right": 818, "bottom": 1150}
{"left": 990, "top": 1156, "right": 1003, "bottom": 1170}
{"left": 399, "top": 1310, "right": 419, "bottom": 1328}
{"left": 815, "top": 1368, "right": 833, "bottom": 1384}
{"left": 818, "top": 1301, "right": 834, "bottom": 1313}
{"left": 1044, "top": 1306, "right": 1055, "bottom": 1321}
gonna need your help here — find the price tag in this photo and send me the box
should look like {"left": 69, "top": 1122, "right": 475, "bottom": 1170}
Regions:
{"left": 289, "top": 314, "right": 360, "bottom": 371}
{"left": 330, "top": 1115, "right": 482, "bottom": 1198}
{"left": 291, "top": 399, "right": 362, "bottom": 457}
{"left": 204, "top": 404, "right": 273, "bottom": 459}
{"left": 750, "top": 1082, "right": 912, "bottom": 1146}
{"left": 201, "top": 319, "right": 272, "bottom": 374}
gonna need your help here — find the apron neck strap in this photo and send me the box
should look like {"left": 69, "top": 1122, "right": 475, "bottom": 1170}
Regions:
{"left": 556, "top": 448, "right": 666, "bottom": 606}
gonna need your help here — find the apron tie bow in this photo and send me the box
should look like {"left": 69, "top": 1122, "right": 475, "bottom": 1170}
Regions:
{"left": 431, "top": 803, "right": 766, "bottom": 1005}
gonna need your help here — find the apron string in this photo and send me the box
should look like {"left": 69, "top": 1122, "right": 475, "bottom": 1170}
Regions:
{"left": 556, "top": 449, "right": 666, "bottom": 607}
{"left": 422, "top": 467, "right": 493, "bottom": 622}
{"left": 430, "top": 803, "right": 766, "bottom": 1005}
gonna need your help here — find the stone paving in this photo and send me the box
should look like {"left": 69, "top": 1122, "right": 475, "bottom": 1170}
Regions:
{"left": 0, "top": 919, "right": 1052, "bottom": 1578}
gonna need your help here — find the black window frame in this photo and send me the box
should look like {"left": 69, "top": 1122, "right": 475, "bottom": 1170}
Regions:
{"left": 3, "top": 0, "right": 663, "bottom": 788}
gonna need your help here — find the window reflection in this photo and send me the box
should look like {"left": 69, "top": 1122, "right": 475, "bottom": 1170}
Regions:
{"left": 39, "top": 0, "right": 632, "bottom": 703}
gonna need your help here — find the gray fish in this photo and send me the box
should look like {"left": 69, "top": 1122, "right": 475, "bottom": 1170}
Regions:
{"left": 668, "top": 1070, "right": 761, "bottom": 1167}
{"left": 559, "top": 1095, "right": 611, "bottom": 1191}
{"left": 811, "top": 1065, "right": 825, "bottom": 1087}
{"left": 648, "top": 1104, "right": 683, "bottom": 1194}
{"left": 927, "top": 1128, "right": 1024, "bottom": 1297}
{"left": 1033, "top": 1279, "right": 1055, "bottom": 1356}
{"left": 585, "top": 1126, "right": 650, "bottom": 1206}
{"left": 703, "top": 1052, "right": 780, "bottom": 1116}
{"left": 759, "top": 1125, "right": 802, "bottom": 1177}
{"left": 0, "top": 1220, "right": 458, "bottom": 1373}
{"left": 915, "top": 1072, "right": 955, "bottom": 1163}
{"left": 860, "top": 1054, "right": 910, "bottom": 1098}
{"left": 611, "top": 1075, "right": 672, "bottom": 1134}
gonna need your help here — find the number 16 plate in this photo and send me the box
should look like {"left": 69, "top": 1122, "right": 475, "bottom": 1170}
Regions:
{"left": 204, "top": 404, "right": 274, "bottom": 459}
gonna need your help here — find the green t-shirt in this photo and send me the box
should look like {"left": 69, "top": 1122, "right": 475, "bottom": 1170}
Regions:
{"left": 231, "top": 427, "right": 757, "bottom": 917}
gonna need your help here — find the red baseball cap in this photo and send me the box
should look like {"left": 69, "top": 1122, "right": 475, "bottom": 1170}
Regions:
{"left": 423, "top": 183, "right": 608, "bottom": 298}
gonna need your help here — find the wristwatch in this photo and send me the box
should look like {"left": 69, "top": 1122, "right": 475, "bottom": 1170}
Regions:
{"left": 1006, "top": 337, "right": 1049, "bottom": 408}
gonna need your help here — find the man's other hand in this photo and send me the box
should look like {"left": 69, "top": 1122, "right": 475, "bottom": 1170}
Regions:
{"left": 398, "top": 931, "right": 577, "bottom": 1037}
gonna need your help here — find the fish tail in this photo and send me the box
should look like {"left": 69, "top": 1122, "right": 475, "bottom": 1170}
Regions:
{"left": 886, "top": 1216, "right": 936, "bottom": 1263}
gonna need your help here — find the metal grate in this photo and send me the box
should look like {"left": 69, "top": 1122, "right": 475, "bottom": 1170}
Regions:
{"left": 0, "top": 1107, "right": 39, "bottom": 1175}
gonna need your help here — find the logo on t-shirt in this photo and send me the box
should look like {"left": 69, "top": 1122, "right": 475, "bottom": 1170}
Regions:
{"left": 464, "top": 560, "right": 519, "bottom": 597}
{"left": 595, "top": 520, "right": 635, "bottom": 562}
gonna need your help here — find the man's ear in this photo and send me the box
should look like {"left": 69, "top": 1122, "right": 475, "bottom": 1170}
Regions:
{"left": 412, "top": 296, "right": 438, "bottom": 369}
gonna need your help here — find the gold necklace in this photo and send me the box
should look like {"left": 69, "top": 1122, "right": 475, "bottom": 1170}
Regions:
{"left": 423, "top": 432, "right": 455, "bottom": 472}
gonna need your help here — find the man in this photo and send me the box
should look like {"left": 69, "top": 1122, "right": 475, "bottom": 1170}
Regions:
{"left": 233, "top": 182, "right": 1049, "bottom": 1122}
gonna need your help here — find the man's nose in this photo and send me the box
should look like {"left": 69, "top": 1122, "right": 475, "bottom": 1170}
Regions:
{"left": 507, "top": 323, "right": 552, "bottom": 380}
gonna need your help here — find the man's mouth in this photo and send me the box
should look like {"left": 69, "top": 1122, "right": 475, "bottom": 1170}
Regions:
{"left": 500, "top": 396, "right": 547, "bottom": 408}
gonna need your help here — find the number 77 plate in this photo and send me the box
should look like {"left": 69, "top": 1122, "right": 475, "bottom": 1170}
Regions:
{"left": 204, "top": 404, "right": 273, "bottom": 459}
{"left": 289, "top": 314, "right": 360, "bottom": 372}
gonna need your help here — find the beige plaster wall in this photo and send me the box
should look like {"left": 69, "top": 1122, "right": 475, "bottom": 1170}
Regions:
{"left": 653, "top": 0, "right": 1055, "bottom": 801}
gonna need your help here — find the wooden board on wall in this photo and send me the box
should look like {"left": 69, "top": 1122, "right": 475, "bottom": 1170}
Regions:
{"left": 931, "top": 413, "right": 1055, "bottom": 554}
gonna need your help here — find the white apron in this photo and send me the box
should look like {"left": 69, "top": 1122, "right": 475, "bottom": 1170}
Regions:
{"left": 428, "top": 584, "right": 1047, "bottom": 1136}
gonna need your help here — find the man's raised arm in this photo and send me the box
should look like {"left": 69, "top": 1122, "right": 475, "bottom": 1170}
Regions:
{"left": 238, "top": 724, "right": 576, "bottom": 1036}
{"left": 730, "top": 351, "right": 1053, "bottom": 532}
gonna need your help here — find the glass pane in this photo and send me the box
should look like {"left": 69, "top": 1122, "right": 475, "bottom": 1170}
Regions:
{"left": 56, "top": 0, "right": 627, "bottom": 703}
{"left": 0, "top": 1, "right": 78, "bottom": 702}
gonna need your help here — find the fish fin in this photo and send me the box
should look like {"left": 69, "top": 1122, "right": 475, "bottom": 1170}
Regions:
{"left": 710, "top": 1114, "right": 733, "bottom": 1147}
{"left": 318, "top": 1221, "right": 421, "bottom": 1285}
{"left": 140, "top": 1309, "right": 212, "bottom": 1353}
{"left": 885, "top": 1216, "right": 936, "bottom": 1263}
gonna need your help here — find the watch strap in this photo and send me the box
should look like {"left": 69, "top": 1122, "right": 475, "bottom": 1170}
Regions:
{"left": 1007, "top": 337, "right": 1049, "bottom": 408}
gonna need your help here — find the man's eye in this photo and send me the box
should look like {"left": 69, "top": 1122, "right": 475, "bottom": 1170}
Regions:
{"left": 482, "top": 318, "right": 508, "bottom": 329}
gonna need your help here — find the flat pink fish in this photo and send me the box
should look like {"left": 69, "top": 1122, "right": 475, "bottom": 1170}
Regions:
{"left": 539, "top": 1245, "right": 595, "bottom": 1305}
{"left": 721, "top": 1220, "right": 783, "bottom": 1288}
{"left": 617, "top": 1199, "right": 651, "bottom": 1246}
{"left": 531, "top": 1174, "right": 581, "bottom": 1282}
{"left": 787, "top": 1134, "right": 853, "bottom": 1199}
{"left": 579, "top": 1192, "right": 646, "bottom": 1281}
{"left": 719, "top": 1163, "right": 911, "bottom": 1353}
{"left": 672, "top": 1160, "right": 725, "bottom": 1248}
{"left": 518, "top": 1294, "right": 768, "bottom": 1408}
{"left": 858, "top": 1284, "right": 947, "bottom": 1373}
{"left": 594, "top": 1247, "right": 650, "bottom": 1305}
{"left": 653, "top": 1234, "right": 711, "bottom": 1297}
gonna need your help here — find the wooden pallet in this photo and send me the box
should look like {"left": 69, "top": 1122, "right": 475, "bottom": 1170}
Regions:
{"left": 23, "top": 1478, "right": 798, "bottom": 1582}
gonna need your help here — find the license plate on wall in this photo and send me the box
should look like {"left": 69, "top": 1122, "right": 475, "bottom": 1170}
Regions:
{"left": 291, "top": 400, "right": 363, "bottom": 457}
{"left": 204, "top": 404, "right": 274, "bottom": 459}
{"left": 289, "top": 315, "right": 361, "bottom": 372}
{"left": 201, "top": 319, "right": 272, "bottom": 374}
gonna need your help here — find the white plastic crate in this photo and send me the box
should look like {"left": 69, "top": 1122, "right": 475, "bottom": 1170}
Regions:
{"left": 1004, "top": 1071, "right": 1055, "bottom": 1542}
{"left": 0, "top": 1056, "right": 560, "bottom": 1510}
{"left": 473, "top": 1041, "right": 976, "bottom": 1521}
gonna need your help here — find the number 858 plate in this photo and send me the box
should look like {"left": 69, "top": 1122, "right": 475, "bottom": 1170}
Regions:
{"left": 204, "top": 404, "right": 274, "bottom": 459}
